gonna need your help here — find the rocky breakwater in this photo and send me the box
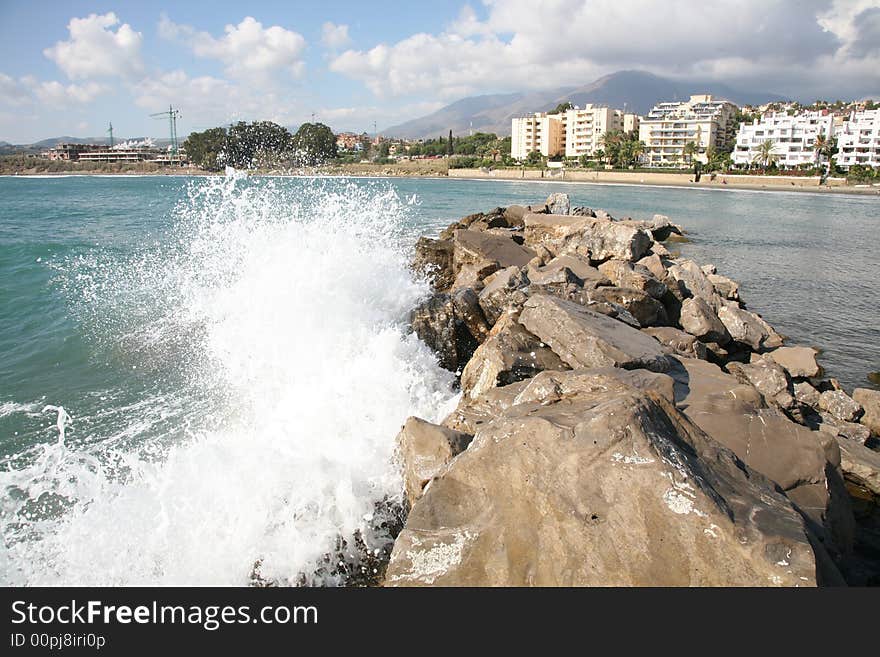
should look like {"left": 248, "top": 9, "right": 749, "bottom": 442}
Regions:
{"left": 391, "top": 193, "right": 880, "bottom": 586}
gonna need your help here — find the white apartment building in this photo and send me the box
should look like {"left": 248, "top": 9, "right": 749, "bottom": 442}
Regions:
{"left": 511, "top": 112, "right": 566, "bottom": 159}
{"left": 836, "top": 109, "right": 880, "bottom": 169}
{"left": 733, "top": 111, "right": 835, "bottom": 168}
{"left": 563, "top": 105, "right": 640, "bottom": 158}
{"left": 639, "top": 94, "right": 738, "bottom": 167}
{"left": 512, "top": 106, "right": 640, "bottom": 160}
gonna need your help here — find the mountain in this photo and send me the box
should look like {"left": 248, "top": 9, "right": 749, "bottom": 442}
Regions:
{"left": 382, "top": 70, "right": 788, "bottom": 138}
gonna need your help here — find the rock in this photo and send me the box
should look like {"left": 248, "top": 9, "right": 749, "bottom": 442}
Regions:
{"left": 717, "top": 303, "right": 784, "bottom": 351}
{"left": 538, "top": 255, "right": 607, "bottom": 288}
{"left": 769, "top": 347, "right": 822, "bottom": 379}
{"left": 525, "top": 263, "right": 582, "bottom": 287}
{"left": 646, "top": 214, "right": 684, "bottom": 241}
{"left": 794, "top": 381, "right": 822, "bottom": 408}
{"left": 442, "top": 379, "right": 531, "bottom": 435}
{"left": 523, "top": 213, "right": 652, "bottom": 262}
{"left": 727, "top": 357, "right": 790, "bottom": 401}
{"left": 852, "top": 388, "right": 880, "bottom": 436}
{"left": 519, "top": 294, "right": 672, "bottom": 372}
{"left": 636, "top": 253, "right": 669, "bottom": 281}
{"left": 819, "top": 415, "right": 872, "bottom": 444}
{"left": 667, "top": 260, "right": 719, "bottom": 307}
{"left": 708, "top": 273, "right": 740, "bottom": 301}
{"left": 386, "top": 372, "right": 822, "bottom": 586}
{"left": 544, "top": 192, "right": 571, "bottom": 215}
{"left": 460, "top": 311, "right": 566, "bottom": 400}
{"left": 679, "top": 297, "right": 730, "bottom": 344}
{"left": 598, "top": 259, "right": 668, "bottom": 299}
{"left": 819, "top": 390, "right": 863, "bottom": 423}
{"left": 589, "top": 286, "right": 668, "bottom": 328}
{"left": 642, "top": 326, "right": 708, "bottom": 360}
{"left": 478, "top": 266, "right": 530, "bottom": 326}
{"left": 502, "top": 205, "right": 528, "bottom": 228}
{"left": 413, "top": 237, "right": 454, "bottom": 291}
{"left": 670, "top": 357, "right": 854, "bottom": 561}
{"left": 453, "top": 229, "right": 535, "bottom": 274}
{"left": 451, "top": 287, "right": 491, "bottom": 345}
{"left": 651, "top": 242, "right": 672, "bottom": 258}
{"left": 701, "top": 263, "right": 717, "bottom": 275}
{"left": 836, "top": 438, "right": 880, "bottom": 497}
{"left": 450, "top": 260, "right": 499, "bottom": 292}
{"left": 396, "top": 417, "right": 472, "bottom": 506}
{"left": 410, "top": 293, "right": 483, "bottom": 372}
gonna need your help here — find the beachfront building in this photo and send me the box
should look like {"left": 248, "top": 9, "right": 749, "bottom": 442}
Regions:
{"left": 562, "top": 105, "right": 640, "bottom": 158}
{"left": 511, "top": 112, "right": 565, "bottom": 159}
{"left": 732, "top": 111, "right": 835, "bottom": 168}
{"left": 638, "top": 94, "right": 738, "bottom": 167}
{"left": 836, "top": 109, "right": 880, "bottom": 169}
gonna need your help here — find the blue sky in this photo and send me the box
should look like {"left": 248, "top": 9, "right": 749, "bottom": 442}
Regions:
{"left": 1, "top": 0, "right": 878, "bottom": 143}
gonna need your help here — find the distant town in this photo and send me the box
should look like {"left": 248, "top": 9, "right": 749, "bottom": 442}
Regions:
{"left": 5, "top": 94, "right": 879, "bottom": 182}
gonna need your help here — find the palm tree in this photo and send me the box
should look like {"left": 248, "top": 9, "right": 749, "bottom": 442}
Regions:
{"left": 753, "top": 139, "right": 779, "bottom": 169}
{"left": 683, "top": 141, "right": 699, "bottom": 165}
{"left": 599, "top": 130, "right": 623, "bottom": 167}
{"left": 813, "top": 134, "right": 828, "bottom": 166}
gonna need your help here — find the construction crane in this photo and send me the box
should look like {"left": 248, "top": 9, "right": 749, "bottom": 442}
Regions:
{"left": 107, "top": 122, "right": 114, "bottom": 148}
{"left": 150, "top": 105, "right": 181, "bottom": 162}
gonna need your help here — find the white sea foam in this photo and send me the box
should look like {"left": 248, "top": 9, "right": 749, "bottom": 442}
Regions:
{"left": 0, "top": 175, "right": 457, "bottom": 585}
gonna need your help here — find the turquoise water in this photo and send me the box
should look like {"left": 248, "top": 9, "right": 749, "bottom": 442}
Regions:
{"left": 0, "top": 173, "right": 877, "bottom": 584}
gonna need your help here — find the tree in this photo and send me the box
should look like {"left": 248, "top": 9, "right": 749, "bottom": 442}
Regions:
{"left": 549, "top": 101, "right": 573, "bottom": 115}
{"left": 225, "top": 121, "right": 294, "bottom": 168}
{"left": 683, "top": 141, "right": 699, "bottom": 165}
{"left": 599, "top": 130, "right": 623, "bottom": 166}
{"left": 525, "top": 150, "right": 543, "bottom": 166}
{"left": 447, "top": 130, "right": 454, "bottom": 156}
{"left": 183, "top": 127, "right": 227, "bottom": 171}
{"left": 292, "top": 122, "right": 337, "bottom": 165}
{"left": 752, "top": 139, "right": 779, "bottom": 169}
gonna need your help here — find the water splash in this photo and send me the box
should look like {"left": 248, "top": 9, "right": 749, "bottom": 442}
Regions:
{"left": 0, "top": 176, "right": 457, "bottom": 585}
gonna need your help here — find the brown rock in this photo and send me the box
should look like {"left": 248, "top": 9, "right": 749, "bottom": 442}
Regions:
{"left": 453, "top": 229, "right": 535, "bottom": 274}
{"left": 396, "top": 417, "right": 472, "bottom": 506}
{"left": 835, "top": 438, "right": 880, "bottom": 497}
{"left": 450, "top": 260, "right": 499, "bottom": 292}
{"left": 598, "top": 259, "right": 668, "bottom": 299}
{"left": 643, "top": 326, "right": 708, "bottom": 360}
{"left": 708, "top": 273, "right": 740, "bottom": 301}
{"left": 478, "top": 266, "right": 530, "bottom": 326}
{"left": 819, "top": 390, "right": 863, "bottom": 423}
{"left": 679, "top": 297, "right": 730, "bottom": 344}
{"left": 717, "top": 303, "right": 784, "bottom": 351}
{"left": 852, "top": 388, "right": 880, "bottom": 436}
{"left": 769, "top": 347, "right": 822, "bottom": 379}
{"left": 794, "top": 381, "right": 821, "bottom": 408}
{"left": 519, "top": 294, "right": 672, "bottom": 372}
{"left": 523, "top": 213, "right": 652, "bottom": 262}
{"left": 589, "top": 286, "right": 668, "bottom": 327}
{"left": 413, "top": 237, "right": 454, "bottom": 291}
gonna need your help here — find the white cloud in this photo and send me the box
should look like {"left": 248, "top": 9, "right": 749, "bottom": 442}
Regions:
{"left": 159, "top": 15, "right": 307, "bottom": 82}
{"left": 330, "top": 0, "right": 880, "bottom": 101}
{"left": 0, "top": 73, "right": 108, "bottom": 108}
{"left": 0, "top": 73, "right": 32, "bottom": 106}
{"left": 44, "top": 12, "right": 143, "bottom": 80}
{"left": 321, "top": 22, "right": 351, "bottom": 49}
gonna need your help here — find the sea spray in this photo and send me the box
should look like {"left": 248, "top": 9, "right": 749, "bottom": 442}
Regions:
{"left": 0, "top": 175, "right": 457, "bottom": 585}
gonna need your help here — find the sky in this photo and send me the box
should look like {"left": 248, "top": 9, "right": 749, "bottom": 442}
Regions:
{"left": 0, "top": 0, "right": 879, "bottom": 143}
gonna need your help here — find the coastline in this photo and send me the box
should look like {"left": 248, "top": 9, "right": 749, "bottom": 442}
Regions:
{"left": 4, "top": 164, "right": 879, "bottom": 196}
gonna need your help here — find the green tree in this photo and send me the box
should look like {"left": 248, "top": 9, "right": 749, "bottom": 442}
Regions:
{"left": 549, "top": 101, "right": 573, "bottom": 115}
{"left": 447, "top": 129, "right": 454, "bottom": 156}
{"left": 226, "top": 121, "right": 294, "bottom": 168}
{"left": 525, "top": 150, "right": 543, "bottom": 166}
{"left": 682, "top": 141, "right": 699, "bottom": 165}
{"left": 291, "top": 122, "right": 337, "bottom": 165}
{"left": 752, "top": 139, "right": 779, "bottom": 169}
{"left": 183, "top": 127, "right": 227, "bottom": 171}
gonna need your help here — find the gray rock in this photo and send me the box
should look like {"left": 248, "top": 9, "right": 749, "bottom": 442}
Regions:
{"left": 642, "top": 326, "right": 708, "bottom": 360}
{"left": 396, "top": 417, "right": 472, "bottom": 506}
{"left": 387, "top": 370, "right": 822, "bottom": 586}
{"left": 717, "top": 303, "right": 784, "bottom": 351}
{"left": 411, "top": 292, "right": 485, "bottom": 372}
{"left": 852, "top": 388, "right": 880, "bottom": 436}
{"left": 835, "top": 437, "right": 880, "bottom": 497}
{"left": 502, "top": 205, "right": 528, "bottom": 228}
{"left": 450, "top": 260, "right": 499, "bottom": 292}
{"left": 769, "top": 347, "right": 822, "bottom": 379}
{"left": 727, "top": 357, "right": 790, "bottom": 401}
{"left": 819, "top": 390, "right": 863, "bottom": 423}
{"left": 598, "top": 259, "right": 668, "bottom": 299}
{"left": 708, "top": 273, "right": 740, "bottom": 301}
{"left": 679, "top": 297, "right": 730, "bottom": 344}
{"left": 461, "top": 311, "right": 566, "bottom": 400}
{"left": 544, "top": 192, "right": 571, "bottom": 215}
{"left": 667, "top": 260, "right": 719, "bottom": 307}
{"left": 818, "top": 415, "right": 872, "bottom": 444}
{"left": 519, "top": 294, "right": 672, "bottom": 372}
{"left": 794, "top": 381, "right": 822, "bottom": 408}
{"left": 413, "top": 237, "right": 454, "bottom": 291}
{"left": 589, "top": 286, "right": 668, "bottom": 328}
{"left": 538, "top": 254, "right": 608, "bottom": 288}
{"left": 523, "top": 213, "right": 652, "bottom": 262}
{"left": 453, "top": 228, "right": 535, "bottom": 274}
{"left": 478, "top": 266, "right": 530, "bottom": 326}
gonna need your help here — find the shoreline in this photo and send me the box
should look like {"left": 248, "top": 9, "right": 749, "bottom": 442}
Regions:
{"left": 4, "top": 166, "right": 879, "bottom": 196}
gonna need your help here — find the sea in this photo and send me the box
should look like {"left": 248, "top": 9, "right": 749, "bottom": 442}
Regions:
{"left": 0, "top": 173, "right": 877, "bottom": 585}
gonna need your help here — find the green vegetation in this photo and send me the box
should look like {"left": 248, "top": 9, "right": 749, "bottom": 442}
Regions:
{"left": 407, "top": 132, "right": 510, "bottom": 160}
{"left": 846, "top": 164, "right": 880, "bottom": 184}
{"left": 0, "top": 154, "right": 172, "bottom": 175}
{"left": 548, "top": 101, "right": 574, "bottom": 115}
{"left": 596, "top": 130, "right": 645, "bottom": 168}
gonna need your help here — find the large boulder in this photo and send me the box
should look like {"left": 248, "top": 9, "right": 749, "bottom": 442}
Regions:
{"left": 413, "top": 237, "right": 454, "bottom": 291}
{"left": 667, "top": 260, "right": 719, "bottom": 307}
{"left": 708, "top": 273, "right": 740, "bottom": 301}
{"left": 460, "top": 312, "right": 566, "bottom": 400}
{"left": 852, "top": 388, "right": 880, "bottom": 436}
{"left": 643, "top": 326, "right": 708, "bottom": 360}
{"left": 450, "top": 260, "right": 499, "bottom": 292}
{"left": 819, "top": 390, "right": 863, "bottom": 423}
{"left": 727, "top": 357, "right": 791, "bottom": 405}
{"left": 769, "top": 347, "right": 822, "bottom": 379}
{"left": 836, "top": 438, "right": 880, "bottom": 498}
{"left": 410, "top": 292, "right": 487, "bottom": 372}
{"left": 519, "top": 294, "right": 672, "bottom": 372}
{"left": 588, "top": 286, "right": 668, "bottom": 328}
{"left": 544, "top": 192, "right": 571, "bottom": 215}
{"left": 679, "top": 297, "right": 730, "bottom": 344}
{"left": 478, "top": 266, "right": 530, "bottom": 326}
{"left": 717, "top": 303, "right": 784, "bottom": 351}
{"left": 453, "top": 229, "right": 535, "bottom": 274}
{"left": 598, "top": 259, "right": 668, "bottom": 299}
{"left": 396, "top": 417, "right": 472, "bottom": 506}
{"left": 386, "top": 370, "right": 823, "bottom": 586}
{"left": 536, "top": 255, "right": 608, "bottom": 288}
{"left": 523, "top": 213, "right": 652, "bottom": 262}
{"left": 671, "top": 357, "right": 854, "bottom": 561}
